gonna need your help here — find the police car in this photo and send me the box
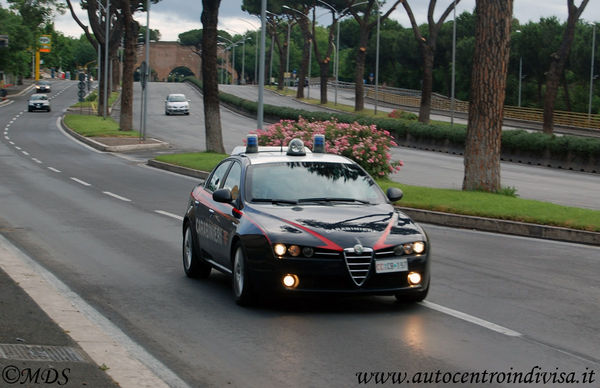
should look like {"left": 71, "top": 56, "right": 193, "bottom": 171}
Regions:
{"left": 182, "top": 135, "right": 430, "bottom": 305}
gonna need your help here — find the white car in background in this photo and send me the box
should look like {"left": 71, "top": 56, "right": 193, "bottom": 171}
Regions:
{"left": 165, "top": 93, "right": 190, "bottom": 115}
{"left": 28, "top": 94, "right": 51, "bottom": 112}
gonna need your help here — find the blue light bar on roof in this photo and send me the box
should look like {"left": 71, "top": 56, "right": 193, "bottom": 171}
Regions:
{"left": 313, "top": 134, "right": 325, "bottom": 153}
{"left": 246, "top": 134, "right": 258, "bottom": 153}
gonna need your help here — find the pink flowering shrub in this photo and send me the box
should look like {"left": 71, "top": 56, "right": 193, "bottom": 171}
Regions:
{"left": 251, "top": 117, "right": 402, "bottom": 178}
{"left": 388, "top": 109, "right": 417, "bottom": 120}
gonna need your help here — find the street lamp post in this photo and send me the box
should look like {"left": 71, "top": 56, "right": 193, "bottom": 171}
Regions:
{"left": 518, "top": 56, "right": 523, "bottom": 107}
{"left": 258, "top": 0, "right": 266, "bottom": 129}
{"left": 589, "top": 23, "right": 596, "bottom": 120}
{"left": 240, "top": 18, "right": 259, "bottom": 84}
{"left": 286, "top": 22, "right": 291, "bottom": 86}
{"left": 374, "top": 1, "right": 380, "bottom": 114}
{"left": 96, "top": 0, "right": 111, "bottom": 119}
{"left": 450, "top": 0, "right": 456, "bottom": 126}
{"left": 103, "top": 0, "right": 110, "bottom": 119}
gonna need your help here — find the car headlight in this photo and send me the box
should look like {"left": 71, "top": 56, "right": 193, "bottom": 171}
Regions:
{"left": 273, "top": 244, "right": 315, "bottom": 259}
{"left": 393, "top": 241, "right": 426, "bottom": 256}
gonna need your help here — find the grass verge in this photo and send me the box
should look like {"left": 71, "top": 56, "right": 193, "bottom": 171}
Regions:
{"left": 64, "top": 114, "right": 140, "bottom": 137}
{"left": 154, "top": 151, "right": 600, "bottom": 232}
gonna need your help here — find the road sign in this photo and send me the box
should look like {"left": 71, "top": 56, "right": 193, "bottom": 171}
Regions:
{"left": 39, "top": 35, "right": 51, "bottom": 53}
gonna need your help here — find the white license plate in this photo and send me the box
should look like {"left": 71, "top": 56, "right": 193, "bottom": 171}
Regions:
{"left": 375, "top": 258, "right": 408, "bottom": 274}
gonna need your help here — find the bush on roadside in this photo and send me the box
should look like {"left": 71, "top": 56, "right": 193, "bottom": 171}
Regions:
{"left": 251, "top": 117, "right": 402, "bottom": 178}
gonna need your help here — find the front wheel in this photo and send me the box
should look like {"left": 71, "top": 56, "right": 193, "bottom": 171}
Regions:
{"left": 183, "top": 223, "right": 211, "bottom": 278}
{"left": 232, "top": 243, "right": 256, "bottom": 306}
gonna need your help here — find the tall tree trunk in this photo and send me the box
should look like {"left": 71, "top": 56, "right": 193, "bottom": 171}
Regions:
{"left": 201, "top": 0, "right": 225, "bottom": 153}
{"left": 419, "top": 46, "right": 434, "bottom": 123}
{"left": 319, "top": 62, "right": 329, "bottom": 104}
{"left": 296, "top": 17, "right": 311, "bottom": 100}
{"left": 542, "top": 0, "right": 589, "bottom": 134}
{"left": 463, "top": 0, "right": 513, "bottom": 192}
{"left": 119, "top": 0, "right": 137, "bottom": 132}
{"left": 401, "top": 0, "right": 460, "bottom": 123}
{"left": 354, "top": 29, "right": 369, "bottom": 111}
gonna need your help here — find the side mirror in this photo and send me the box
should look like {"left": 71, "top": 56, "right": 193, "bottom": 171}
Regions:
{"left": 386, "top": 187, "right": 403, "bottom": 202}
{"left": 213, "top": 188, "right": 232, "bottom": 204}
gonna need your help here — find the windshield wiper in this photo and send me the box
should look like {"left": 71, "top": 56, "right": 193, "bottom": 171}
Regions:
{"left": 297, "top": 197, "right": 370, "bottom": 204}
{"left": 252, "top": 198, "right": 298, "bottom": 205}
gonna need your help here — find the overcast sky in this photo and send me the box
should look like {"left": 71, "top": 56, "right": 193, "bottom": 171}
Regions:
{"left": 1, "top": 0, "right": 598, "bottom": 42}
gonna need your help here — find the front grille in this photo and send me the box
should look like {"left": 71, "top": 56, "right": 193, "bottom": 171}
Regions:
{"left": 343, "top": 247, "right": 373, "bottom": 286}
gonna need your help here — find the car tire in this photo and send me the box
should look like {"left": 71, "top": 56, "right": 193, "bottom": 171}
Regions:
{"left": 165, "top": 111, "right": 169, "bottom": 116}
{"left": 232, "top": 242, "right": 256, "bottom": 306}
{"left": 395, "top": 283, "right": 429, "bottom": 303}
{"left": 47, "top": 107, "right": 51, "bottom": 112}
{"left": 28, "top": 107, "right": 32, "bottom": 112}
{"left": 183, "top": 223, "right": 211, "bottom": 278}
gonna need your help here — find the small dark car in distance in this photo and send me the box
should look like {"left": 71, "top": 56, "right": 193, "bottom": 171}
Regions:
{"left": 35, "top": 80, "right": 51, "bottom": 93}
{"left": 28, "top": 94, "right": 51, "bottom": 112}
{"left": 182, "top": 135, "right": 430, "bottom": 305}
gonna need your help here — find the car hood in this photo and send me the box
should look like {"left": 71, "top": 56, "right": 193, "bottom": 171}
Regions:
{"left": 246, "top": 203, "right": 425, "bottom": 250}
{"left": 166, "top": 102, "right": 188, "bottom": 107}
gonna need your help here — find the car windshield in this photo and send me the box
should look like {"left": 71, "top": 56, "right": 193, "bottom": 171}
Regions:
{"left": 30, "top": 95, "right": 47, "bottom": 100}
{"left": 168, "top": 95, "right": 186, "bottom": 102}
{"left": 37, "top": 81, "right": 49, "bottom": 86}
{"left": 246, "top": 162, "right": 387, "bottom": 204}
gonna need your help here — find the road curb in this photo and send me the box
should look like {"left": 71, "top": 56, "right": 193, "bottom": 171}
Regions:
{"left": 398, "top": 207, "right": 600, "bottom": 246}
{"left": 60, "top": 116, "right": 169, "bottom": 152}
{"left": 145, "top": 159, "right": 599, "bottom": 247}
{"left": 147, "top": 159, "right": 210, "bottom": 180}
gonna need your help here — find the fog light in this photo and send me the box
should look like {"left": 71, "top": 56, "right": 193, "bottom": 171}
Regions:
{"left": 274, "top": 244, "right": 287, "bottom": 257}
{"left": 407, "top": 272, "right": 422, "bottom": 286}
{"left": 282, "top": 274, "right": 299, "bottom": 288}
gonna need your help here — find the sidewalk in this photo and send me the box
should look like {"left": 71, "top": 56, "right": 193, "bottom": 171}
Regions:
{"left": 0, "top": 234, "right": 173, "bottom": 388}
{"left": 0, "top": 238, "right": 120, "bottom": 387}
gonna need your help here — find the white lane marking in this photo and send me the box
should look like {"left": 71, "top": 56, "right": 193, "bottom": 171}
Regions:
{"left": 32, "top": 158, "right": 42, "bottom": 164}
{"left": 9, "top": 141, "right": 14, "bottom": 145}
{"left": 15, "top": 146, "right": 21, "bottom": 150}
{"left": 4, "top": 135, "right": 8, "bottom": 140}
{"left": 154, "top": 210, "right": 183, "bottom": 221}
{"left": 102, "top": 191, "right": 132, "bottom": 202}
{"left": 420, "top": 301, "right": 522, "bottom": 337}
{"left": 21, "top": 151, "right": 29, "bottom": 156}
{"left": 48, "top": 167, "right": 61, "bottom": 173}
{"left": 70, "top": 177, "right": 91, "bottom": 187}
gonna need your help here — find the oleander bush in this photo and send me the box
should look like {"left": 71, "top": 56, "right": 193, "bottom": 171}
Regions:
{"left": 251, "top": 117, "right": 402, "bottom": 178}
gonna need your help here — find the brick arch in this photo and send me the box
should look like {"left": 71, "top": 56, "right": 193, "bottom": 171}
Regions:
{"left": 136, "top": 42, "right": 201, "bottom": 82}
{"left": 136, "top": 41, "right": 237, "bottom": 83}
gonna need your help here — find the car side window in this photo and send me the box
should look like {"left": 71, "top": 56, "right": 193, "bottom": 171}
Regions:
{"left": 222, "top": 162, "right": 241, "bottom": 200}
{"left": 205, "top": 161, "right": 232, "bottom": 193}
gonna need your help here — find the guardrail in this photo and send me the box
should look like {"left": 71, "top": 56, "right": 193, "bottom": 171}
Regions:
{"left": 359, "top": 86, "right": 600, "bottom": 131}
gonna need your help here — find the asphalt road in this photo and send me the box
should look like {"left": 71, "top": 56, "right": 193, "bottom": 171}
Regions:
{"left": 1, "top": 80, "right": 599, "bottom": 387}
